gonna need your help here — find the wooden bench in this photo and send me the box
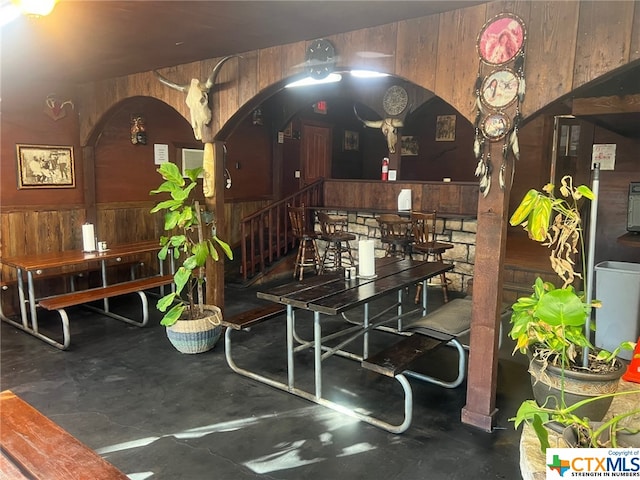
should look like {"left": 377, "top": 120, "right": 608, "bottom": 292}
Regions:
{"left": 362, "top": 334, "right": 451, "bottom": 377}
{"left": 221, "top": 303, "right": 286, "bottom": 330}
{"left": 38, "top": 274, "right": 174, "bottom": 311}
{"left": 362, "top": 297, "right": 475, "bottom": 388}
{"left": 0, "top": 260, "right": 145, "bottom": 319}
{"left": 222, "top": 304, "right": 287, "bottom": 378}
{"left": 0, "top": 390, "right": 128, "bottom": 479}
{"left": 35, "top": 274, "right": 174, "bottom": 350}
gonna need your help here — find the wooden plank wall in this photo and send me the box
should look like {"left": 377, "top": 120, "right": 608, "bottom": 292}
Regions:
{"left": 0, "top": 207, "right": 85, "bottom": 276}
{"left": 323, "top": 180, "right": 478, "bottom": 216}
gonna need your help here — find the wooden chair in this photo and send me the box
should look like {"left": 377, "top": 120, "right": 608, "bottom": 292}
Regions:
{"left": 377, "top": 214, "right": 413, "bottom": 258}
{"left": 410, "top": 210, "right": 453, "bottom": 302}
{"left": 288, "top": 204, "right": 321, "bottom": 280}
{"left": 316, "top": 211, "right": 356, "bottom": 273}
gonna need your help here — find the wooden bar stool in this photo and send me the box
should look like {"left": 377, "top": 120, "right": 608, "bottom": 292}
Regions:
{"left": 288, "top": 204, "right": 321, "bottom": 281}
{"left": 410, "top": 210, "right": 453, "bottom": 302}
{"left": 377, "top": 214, "right": 413, "bottom": 259}
{"left": 316, "top": 211, "right": 356, "bottom": 273}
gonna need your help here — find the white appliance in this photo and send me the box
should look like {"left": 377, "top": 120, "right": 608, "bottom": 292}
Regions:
{"left": 397, "top": 189, "right": 412, "bottom": 211}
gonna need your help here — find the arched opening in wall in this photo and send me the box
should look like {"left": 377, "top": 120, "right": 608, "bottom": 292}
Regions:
{"left": 503, "top": 61, "right": 640, "bottom": 303}
{"left": 90, "top": 96, "right": 197, "bottom": 204}
{"left": 217, "top": 72, "right": 475, "bottom": 200}
{"left": 87, "top": 95, "right": 202, "bottom": 248}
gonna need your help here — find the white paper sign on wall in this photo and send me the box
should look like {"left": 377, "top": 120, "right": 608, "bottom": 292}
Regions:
{"left": 154, "top": 144, "right": 169, "bottom": 165}
{"left": 591, "top": 144, "right": 616, "bottom": 170}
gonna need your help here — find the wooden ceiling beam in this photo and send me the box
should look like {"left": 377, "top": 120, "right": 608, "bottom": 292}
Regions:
{"left": 572, "top": 94, "right": 640, "bottom": 116}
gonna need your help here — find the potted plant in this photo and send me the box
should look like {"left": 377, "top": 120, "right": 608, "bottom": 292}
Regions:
{"left": 150, "top": 162, "right": 233, "bottom": 353}
{"left": 508, "top": 175, "right": 638, "bottom": 449}
{"left": 513, "top": 389, "right": 640, "bottom": 451}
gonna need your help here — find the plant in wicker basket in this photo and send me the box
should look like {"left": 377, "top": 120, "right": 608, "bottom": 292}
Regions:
{"left": 150, "top": 162, "right": 232, "bottom": 353}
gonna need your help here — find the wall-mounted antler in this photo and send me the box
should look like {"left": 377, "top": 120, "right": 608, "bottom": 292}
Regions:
{"left": 44, "top": 94, "right": 74, "bottom": 121}
{"left": 154, "top": 55, "right": 240, "bottom": 141}
{"left": 353, "top": 105, "right": 403, "bottom": 154}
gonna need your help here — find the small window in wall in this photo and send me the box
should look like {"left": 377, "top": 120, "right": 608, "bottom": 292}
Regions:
{"left": 181, "top": 148, "right": 204, "bottom": 178}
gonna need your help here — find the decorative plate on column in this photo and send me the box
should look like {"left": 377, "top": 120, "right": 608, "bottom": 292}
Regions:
{"left": 481, "top": 112, "right": 511, "bottom": 141}
{"left": 473, "top": 12, "right": 527, "bottom": 195}
{"left": 480, "top": 69, "right": 519, "bottom": 110}
{"left": 477, "top": 13, "right": 526, "bottom": 66}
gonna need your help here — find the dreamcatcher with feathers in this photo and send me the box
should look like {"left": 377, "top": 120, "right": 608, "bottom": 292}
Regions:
{"left": 473, "top": 13, "right": 527, "bottom": 197}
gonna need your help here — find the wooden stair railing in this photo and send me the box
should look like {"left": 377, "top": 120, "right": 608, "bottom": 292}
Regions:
{"left": 240, "top": 179, "right": 324, "bottom": 282}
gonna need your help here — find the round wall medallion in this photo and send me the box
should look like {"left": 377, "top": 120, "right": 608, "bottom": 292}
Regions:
{"left": 481, "top": 112, "right": 511, "bottom": 141}
{"left": 480, "top": 68, "right": 519, "bottom": 109}
{"left": 383, "top": 85, "right": 408, "bottom": 116}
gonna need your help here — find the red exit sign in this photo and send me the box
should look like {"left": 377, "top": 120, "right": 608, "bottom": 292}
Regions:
{"left": 314, "top": 100, "right": 327, "bottom": 114}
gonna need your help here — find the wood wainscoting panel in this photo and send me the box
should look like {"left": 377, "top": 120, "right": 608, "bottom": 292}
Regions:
{"left": 323, "top": 180, "right": 478, "bottom": 216}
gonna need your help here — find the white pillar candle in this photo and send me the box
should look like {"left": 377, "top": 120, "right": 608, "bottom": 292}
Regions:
{"left": 82, "top": 223, "right": 96, "bottom": 252}
{"left": 358, "top": 239, "right": 376, "bottom": 279}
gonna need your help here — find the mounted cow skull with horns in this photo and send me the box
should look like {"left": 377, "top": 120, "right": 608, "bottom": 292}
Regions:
{"left": 154, "top": 55, "right": 240, "bottom": 141}
{"left": 353, "top": 106, "right": 404, "bottom": 154}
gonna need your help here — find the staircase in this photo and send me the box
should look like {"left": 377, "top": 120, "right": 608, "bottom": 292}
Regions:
{"left": 237, "top": 180, "right": 324, "bottom": 285}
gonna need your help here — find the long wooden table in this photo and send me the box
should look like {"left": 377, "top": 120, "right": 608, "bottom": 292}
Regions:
{"left": 225, "top": 257, "right": 454, "bottom": 433}
{"left": 0, "top": 240, "right": 171, "bottom": 349}
{"left": 0, "top": 390, "right": 129, "bottom": 479}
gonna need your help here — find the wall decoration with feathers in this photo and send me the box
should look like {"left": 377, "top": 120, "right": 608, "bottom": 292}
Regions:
{"left": 473, "top": 13, "right": 527, "bottom": 196}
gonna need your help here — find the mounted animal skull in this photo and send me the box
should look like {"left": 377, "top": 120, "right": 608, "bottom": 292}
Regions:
{"left": 154, "top": 55, "right": 239, "bottom": 141}
{"left": 44, "top": 94, "right": 74, "bottom": 121}
{"left": 353, "top": 106, "right": 404, "bottom": 154}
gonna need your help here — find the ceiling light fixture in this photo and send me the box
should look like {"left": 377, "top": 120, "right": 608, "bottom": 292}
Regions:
{"left": 350, "top": 70, "right": 390, "bottom": 78}
{"left": 1, "top": 0, "right": 57, "bottom": 26}
{"left": 285, "top": 73, "right": 342, "bottom": 89}
{"left": 15, "top": 0, "right": 58, "bottom": 16}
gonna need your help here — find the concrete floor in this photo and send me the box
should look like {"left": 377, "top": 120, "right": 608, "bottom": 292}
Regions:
{"left": 1, "top": 282, "right": 531, "bottom": 480}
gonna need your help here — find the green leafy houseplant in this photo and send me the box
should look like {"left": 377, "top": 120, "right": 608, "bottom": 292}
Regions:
{"left": 513, "top": 390, "right": 640, "bottom": 450}
{"left": 150, "top": 162, "right": 232, "bottom": 327}
{"left": 508, "top": 176, "right": 633, "bottom": 372}
{"left": 507, "top": 175, "right": 638, "bottom": 451}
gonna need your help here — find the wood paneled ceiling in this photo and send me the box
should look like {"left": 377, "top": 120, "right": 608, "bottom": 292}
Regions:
{"left": 2, "top": 0, "right": 638, "bottom": 137}
{"left": 1, "top": 0, "right": 485, "bottom": 84}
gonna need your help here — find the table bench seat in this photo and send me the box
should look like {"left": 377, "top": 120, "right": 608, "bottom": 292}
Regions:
{"left": 362, "top": 334, "right": 448, "bottom": 377}
{"left": 221, "top": 304, "right": 286, "bottom": 330}
{"left": 0, "top": 390, "right": 128, "bottom": 480}
{"left": 32, "top": 274, "right": 174, "bottom": 350}
{"left": 38, "top": 274, "right": 174, "bottom": 310}
{"left": 362, "top": 297, "right": 474, "bottom": 388}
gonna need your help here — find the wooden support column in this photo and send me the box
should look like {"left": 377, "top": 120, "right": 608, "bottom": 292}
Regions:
{"left": 82, "top": 146, "right": 97, "bottom": 225}
{"left": 203, "top": 141, "right": 225, "bottom": 311}
{"left": 461, "top": 141, "right": 511, "bottom": 432}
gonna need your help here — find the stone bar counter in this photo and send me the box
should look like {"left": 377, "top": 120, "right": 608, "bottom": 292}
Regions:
{"left": 312, "top": 208, "right": 476, "bottom": 294}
